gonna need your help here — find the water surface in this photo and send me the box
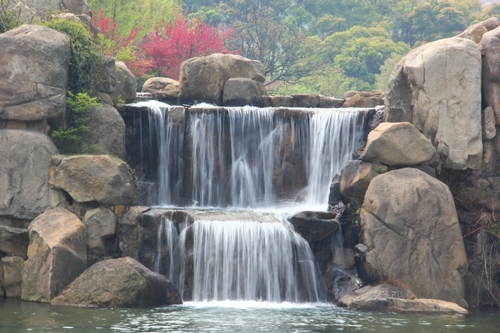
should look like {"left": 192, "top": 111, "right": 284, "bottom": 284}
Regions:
{"left": 1, "top": 299, "right": 499, "bottom": 333}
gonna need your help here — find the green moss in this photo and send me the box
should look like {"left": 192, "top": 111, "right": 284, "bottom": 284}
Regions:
{"left": 43, "top": 18, "right": 100, "bottom": 94}
{"left": 51, "top": 92, "right": 99, "bottom": 154}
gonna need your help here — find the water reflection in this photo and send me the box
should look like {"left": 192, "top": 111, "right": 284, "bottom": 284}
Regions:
{"left": 2, "top": 299, "right": 500, "bottom": 333}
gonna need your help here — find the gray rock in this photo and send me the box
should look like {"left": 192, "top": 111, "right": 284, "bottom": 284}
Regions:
{"left": 111, "top": 62, "right": 137, "bottom": 103}
{"left": 223, "top": 78, "right": 262, "bottom": 106}
{"left": 262, "top": 96, "right": 294, "bottom": 107}
{"left": 457, "top": 17, "right": 500, "bottom": 43}
{"left": 179, "top": 53, "right": 265, "bottom": 105}
{"left": 385, "top": 37, "right": 482, "bottom": 170}
{"left": 361, "top": 122, "right": 436, "bottom": 166}
{"left": 22, "top": 208, "right": 87, "bottom": 302}
{"left": 51, "top": 155, "right": 136, "bottom": 206}
{"left": 0, "top": 225, "right": 29, "bottom": 258}
{"left": 361, "top": 168, "right": 468, "bottom": 308}
{"left": 483, "top": 106, "right": 497, "bottom": 140}
{"left": 51, "top": 257, "right": 182, "bottom": 307}
{"left": 83, "top": 207, "right": 118, "bottom": 266}
{"left": 319, "top": 96, "right": 344, "bottom": 108}
{"left": 0, "top": 25, "right": 70, "bottom": 121}
{"left": 292, "top": 94, "right": 320, "bottom": 108}
{"left": 2, "top": 256, "right": 23, "bottom": 298}
{"left": 62, "top": 0, "right": 90, "bottom": 15}
{"left": 0, "top": 130, "right": 59, "bottom": 220}
{"left": 84, "top": 104, "right": 126, "bottom": 159}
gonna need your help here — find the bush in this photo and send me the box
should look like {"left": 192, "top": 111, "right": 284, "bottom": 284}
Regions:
{"left": 51, "top": 92, "right": 99, "bottom": 154}
{"left": 0, "top": 0, "right": 23, "bottom": 33}
{"left": 43, "top": 18, "right": 100, "bottom": 94}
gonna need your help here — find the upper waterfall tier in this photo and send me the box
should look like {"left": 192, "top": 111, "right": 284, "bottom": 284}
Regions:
{"left": 123, "top": 101, "right": 368, "bottom": 210}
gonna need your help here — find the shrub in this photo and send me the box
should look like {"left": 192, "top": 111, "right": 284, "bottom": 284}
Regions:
{"left": 43, "top": 18, "right": 100, "bottom": 94}
{"left": 51, "top": 92, "right": 99, "bottom": 154}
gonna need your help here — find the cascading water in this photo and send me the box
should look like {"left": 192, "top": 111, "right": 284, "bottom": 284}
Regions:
{"left": 128, "top": 101, "right": 366, "bottom": 303}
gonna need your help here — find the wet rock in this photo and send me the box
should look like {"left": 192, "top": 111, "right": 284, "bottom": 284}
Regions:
{"left": 292, "top": 94, "right": 320, "bottom": 108}
{"left": 339, "top": 284, "right": 467, "bottom": 314}
{"left": 361, "top": 122, "right": 436, "bottom": 166}
{"left": 386, "top": 37, "right": 482, "bottom": 170}
{"left": 361, "top": 168, "right": 468, "bottom": 308}
{"left": 289, "top": 211, "right": 340, "bottom": 274}
{"left": 22, "top": 208, "right": 87, "bottom": 302}
{"left": 262, "top": 96, "right": 294, "bottom": 107}
{"left": 2, "top": 256, "right": 23, "bottom": 298}
{"left": 319, "top": 96, "right": 344, "bottom": 108}
{"left": 51, "top": 257, "right": 182, "bottom": 307}
{"left": 0, "top": 25, "right": 70, "bottom": 121}
{"left": 51, "top": 155, "right": 136, "bottom": 206}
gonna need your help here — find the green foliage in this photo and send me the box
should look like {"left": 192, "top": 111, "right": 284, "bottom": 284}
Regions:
{"left": 88, "top": 0, "right": 180, "bottom": 38}
{"left": 0, "top": 0, "right": 23, "bottom": 33}
{"left": 43, "top": 18, "right": 100, "bottom": 94}
{"left": 51, "top": 92, "right": 99, "bottom": 154}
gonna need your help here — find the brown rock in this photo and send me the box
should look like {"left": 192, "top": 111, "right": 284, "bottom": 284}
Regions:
{"left": 0, "top": 25, "right": 70, "bottom": 121}
{"left": 51, "top": 257, "right": 182, "bottom": 307}
{"left": 142, "top": 77, "right": 179, "bottom": 93}
{"left": 223, "top": 78, "right": 262, "bottom": 106}
{"left": 2, "top": 256, "right": 23, "bottom": 298}
{"left": 340, "top": 160, "right": 388, "bottom": 209}
{"left": 51, "top": 155, "right": 136, "bottom": 206}
{"left": 457, "top": 17, "right": 500, "bottom": 44}
{"left": 22, "top": 208, "right": 87, "bottom": 302}
{"left": 361, "top": 168, "right": 468, "bottom": 308}
{"left": 483, "top": 106, "right": 497, "bottom": 140}
{"left": 292, "top": 94, "right": 320, "bottom": 108}
{"left": 361, "top": 122, "right": 436, "bottom": 166}
{"left": 179, "top": 53, "right": 265, "bottom": 105}
{"left": 386, "top": 38, "right": 482, "bottom": 170}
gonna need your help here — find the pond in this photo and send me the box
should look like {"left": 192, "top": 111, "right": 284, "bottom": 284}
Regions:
{"left": 1, "top": 299, "right": 499, "bottom": 333}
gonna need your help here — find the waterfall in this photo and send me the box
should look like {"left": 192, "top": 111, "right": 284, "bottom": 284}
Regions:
{"left": 128, "top": 101, "right": 367, "bottom": 304}
{"left": 188, "top": 219, "right": 324, "bottom": 303}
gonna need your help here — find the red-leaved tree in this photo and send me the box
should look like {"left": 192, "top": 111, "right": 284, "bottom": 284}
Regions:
{"left": 140, "top": 15, "right": 234, "bottom": 79}
{"left": 92, "top": 9, "right": 151, "bottom": 76}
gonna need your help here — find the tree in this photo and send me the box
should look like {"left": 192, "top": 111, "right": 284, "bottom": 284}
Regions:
{"left": 87, "top": 0, "right": 180, "bottom": 37}
{"left": 140, "top": 15, "right": 233, "bottom": 79}
{"left": 92, "top": 9, "right": 150, "bottom": 76}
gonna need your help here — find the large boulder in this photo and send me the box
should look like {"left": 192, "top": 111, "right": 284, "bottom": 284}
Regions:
{"left": 51, "top": 257, "right": 182, "bottom": 307}
{"left": 0, "top": 130, "right": 59, "bottom": 220}
{"left": 339, "top": 284, "right": 468, "bottom": 314}
{"left": 360, "top": 122, "right": 436, "bottom": 166}
{"left": 0, "top": 25, "right": 70, "bottom": 121}
{"left": 385, "top": 37, "right": 482, "bottom": 170}
{"left": 22, "top": 208, "right": 87, "bottom": 302}
{"left": 457, "top": 17, "right": 500, "bottom": 44}
{"left": 0, "top": 226, "right": 29, "bottom": 258}
{"left": 110, "top": 62, "right": 137, "bottom": 104}
{"left": 360, "top": 168, "right": 468, "bottom": 308}
{"left": 222, "top": 78, "right": 262, "bottom": 107}
{"left": 480, "top": 25, "right": 500, "bottom": 124}
{"left": 51, "top": 155, "right": 136, "bottom": 206}
{"left": 142, "top": 77, "right": 179, "bottom": 93}
{"left": 179, "top": 53, "right": 265, "bottom": 105}
{"left": 84, "top": 104, "right": 126, "bottom": 159}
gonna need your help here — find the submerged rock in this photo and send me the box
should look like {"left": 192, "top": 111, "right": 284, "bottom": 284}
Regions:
{"left": 51, "top": 257, "right": 182, "bottom": 307}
